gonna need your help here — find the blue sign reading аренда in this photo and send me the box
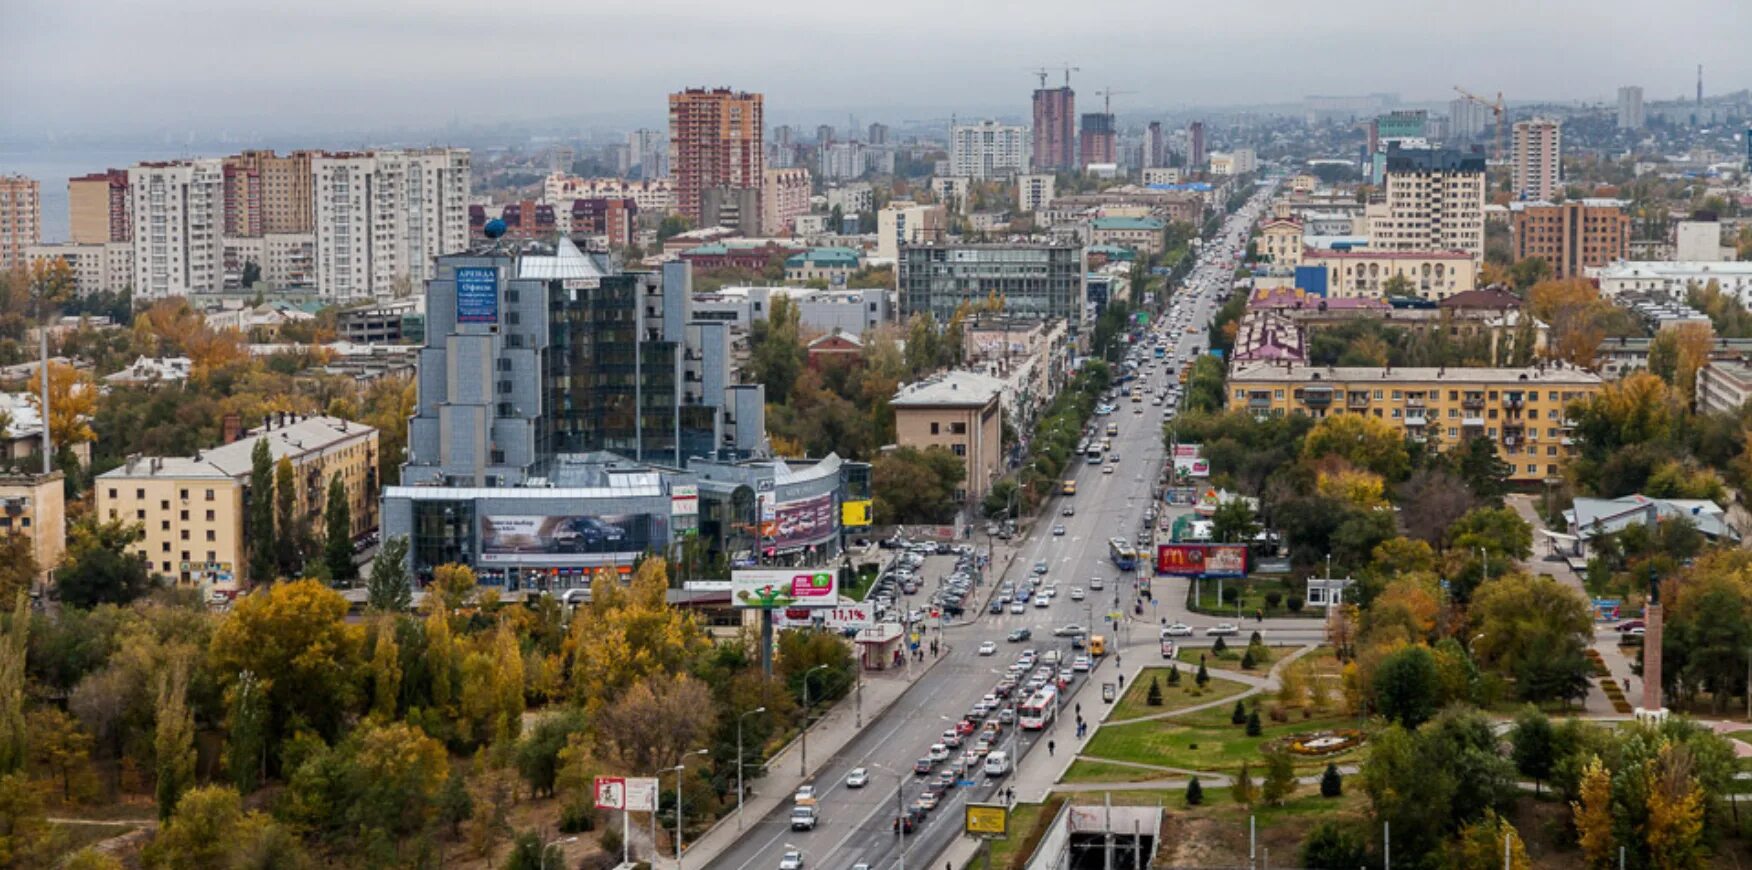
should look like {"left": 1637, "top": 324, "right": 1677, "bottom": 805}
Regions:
{"left": 456, "top": 266, "right": 499, "bottom": 323}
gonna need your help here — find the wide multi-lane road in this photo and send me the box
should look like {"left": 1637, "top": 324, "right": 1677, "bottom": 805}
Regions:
{"left": 704, "top": 179, "right": 1292, "bottom": 870}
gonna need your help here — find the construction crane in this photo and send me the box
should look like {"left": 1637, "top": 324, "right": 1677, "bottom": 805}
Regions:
{"left": 1095, "top": 88, "right": 1136, "bottom": 116}
{"left": 1061, "top": 64, "right": 1081, "bottom": 89}
{"left": 1453, "top": 85, "right": 1507, "bottom": 163}
{"left": 1028, "top": 67, "right": 1050, "bottom": 89}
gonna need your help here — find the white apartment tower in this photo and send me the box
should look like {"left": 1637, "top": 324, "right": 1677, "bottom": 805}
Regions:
{"left": 949, "top": 121, "right": 1032, "bottom": 180}
{"left": 1371, "top": 147, "right": 1487, "bottom": 259}
{"left": 1511, "top": 119, "right": 1562, "bottom": 201}
{"left": 128, "top": 160, "right": 225, "bottom": 299}
{"left": 312, "top": 148, "right": 469, "bottom": 302}
{"left": 1617, "top": 86, "right": 1645, "bottom": 130}
{"left": 1016, "top": 174, "right": 1056, "bottom": 213}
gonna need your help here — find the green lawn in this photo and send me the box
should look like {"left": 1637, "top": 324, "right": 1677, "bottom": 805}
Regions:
{"left": 1061, "top": 758, "right": 1179, "bottom": 784}
{"left": 843, "top": 565, "right": 880, "bottom": 601}
{"left": 1174, "top": 644, "right": 1294, "bottom": 674}
{"left": 1078, "top": 702, "right": 1366, "bottom": 778}
{"left": 1108, "top": 668, "right": 1249, "bottom": 721}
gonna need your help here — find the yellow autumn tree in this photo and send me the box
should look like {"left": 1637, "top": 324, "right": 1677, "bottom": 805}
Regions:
{"left": 26, "top": 361, "right": 97, "bottom": 453}
{"left": 368, "top": 617, "right": 400, "bottom": 721}
{"left": 1572, "top": 756, "right": 1614, "bottom": 867}
{"left": 565, "top": 558, "right": 707, "bottom": 710}
{"left": 1316, "top": 467, "right": 1387, "bottom": 509}
{"left": 1645, "top": 741, "right": 1707, "bottom": 870}
{"left": 430, "top": 563, "right": 478, "bottom": 614}
{"left": 1359, "top": 575, "right": 1442, "bottom": 648}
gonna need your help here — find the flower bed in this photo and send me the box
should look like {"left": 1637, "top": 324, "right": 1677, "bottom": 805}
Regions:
{"left": 1273, "top": 729, "right": 1366, "bottom": 757}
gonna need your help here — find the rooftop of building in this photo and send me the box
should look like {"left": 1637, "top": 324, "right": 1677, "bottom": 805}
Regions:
{"left": 807, "top": 331, "right": 864, "bottom": 349}
{"left": 891, "top": 371, "right": 1007, "bottom": 407}
{"left": 786, "top": 247, "right": 862, "bottom": 267}
{"left": 1087, "top": 245, "right": 1136, "bottom": 259}
{"left": 1303, "top": 248, "right": 1473, "bottom": 261}
{"left": 1509, "top": 198, "right": 1629, "bottom": 211}
{"left": 1439, "top": 288, "right": 1524, "bottom": 310}
{"left": 1594, "top": 260, "right": 1752, "bottom": 277}
{"left": 1228, "top": 360, "right": 1601, "bottom": 386}
{"left": 1248, "top": 288, "right": 1391, "bottom": 311}
{"left": 518, "top": 237, "right": 610, "bottom": 282}
{"left": 1384, "top": 145, "right": 1487, "bottom": 173}
{"left": 98, "top": 414, "right": 376, "bottom": 482}
{"left": 103, "top": 356, "right": 191, "bottom": 385}
{"left": 1090, "top": 216, "right": 1165, "bottom": 231}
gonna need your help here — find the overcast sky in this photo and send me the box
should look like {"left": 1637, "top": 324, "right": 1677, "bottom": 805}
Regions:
{"left": 4, "top": 0, "right": 1748, "bottom": 139}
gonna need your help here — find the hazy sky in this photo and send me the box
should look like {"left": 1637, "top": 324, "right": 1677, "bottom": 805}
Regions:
{"left": 4, "top": 0, "right": 1749, "bottom": 138}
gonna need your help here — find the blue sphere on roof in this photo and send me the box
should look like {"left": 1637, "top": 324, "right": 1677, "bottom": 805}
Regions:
{"left": 483, "top": 218, "right": 508, "bottom": 240}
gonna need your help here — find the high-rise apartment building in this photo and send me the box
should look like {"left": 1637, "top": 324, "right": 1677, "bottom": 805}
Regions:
{"left": 668, "top": 88, "right": 765, "bottom": 227}
{"left": 311, "top": 148, "right": 471, "bottom": 302}
{"left": 1078, "top": 114, "right": 1116, "bottom": 168}
{"left": 1371, "top": 145, "right": 1487, "bottom": 259}
{"left": 867, "top": 123, "right": 890, "bottom": 146}
{"left": 1511, "top": 199, "right": 1629, "bottom": 280}
{"left": 0, "top": 176, "right": 41, "bottom": 272}
{"left": 627, "top": 129, "right": 669, "bottom": 181}
{"left": 1031, "top": 87, "right": 1076, "bottom": 172}
{"left": 876, "top": 201, "right": 948, "bottom": 261}
{"left": 1187, "top": 121, "right": 1206, "bottom": 168}
{"left": 1511, "top": 119, "right": 1563, "bottom": 201}
{"left": 128, "top": 160, "right": 225, "bottom": 298}
{"left": 898, "top": 242, "right": 1085, "bottom": 326}
{"left": 1616, "top": 87, "right": 1646, "bottom": 130}
{"left": 68, "top": 170, "right": 131, "bottom": 244}
{"left": 1146, "top": 122, "right": 1165, "bottom": 169}
{"left": 949, "top": 120, "right": 1032, "bottom": 179}
{"left": 225, "top": 150, "right": 316, "bottom": 234}
{"left": 761, "top": 168, "right": 811, "bottom": 235}
{"left": 1447, "top": 99, "right": 1489, "bottom": 141}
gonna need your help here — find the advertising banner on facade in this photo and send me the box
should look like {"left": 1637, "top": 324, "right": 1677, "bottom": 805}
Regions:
{"left": 1155, "top": 543, "right": 1248, "bottom": 578}
{"left": 671, "top": 485, "right": 699, "bottom": 517}
{"left": 479, "top": 514, "right": 652, "bottom": 563}
{"left": 732, "top": 569, "right": 840, "bottom": 609}
{"left": 841, "top": 499, "right": 873, "bottom": 528}
{"left": 761, "top": 493, "right": 837, "bottom": 550}
{"left": 455, "top": 266, "right": 499, "bottom": 324}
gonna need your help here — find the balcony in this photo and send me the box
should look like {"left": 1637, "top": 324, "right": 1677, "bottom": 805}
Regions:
{"left": 1502, "top": 418, "right": 1525, "bottom": 431}
{"left": 1462, "top": 416, "right": 1486, "bottom": 428}
{"left": 1347, "top": 394, "right": 1371, "bottom": 409}
{"left": 1247, "top": 396, "right": 1272, "bottom": 410}
{"left": 1404, "top": 414, "right": 1428, "bottom": 427}
{"left": 1301, "top": 387, "right": 1333, "bottom": 406}
{"left": 1503, "top": 392, "right": 1524, "bottom": 409}
{"left": 1462, "top": 395, "right": 1486, "bottom": 410}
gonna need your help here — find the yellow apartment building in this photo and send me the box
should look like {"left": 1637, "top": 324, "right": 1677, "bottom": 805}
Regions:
{"left": 0, "top": 471, "right": 65, "bottom": 585}
{"left": 891, "top": 372, "right": 1005, "bottom": 504}
{"left": 1226, "top": 361, "right": 1603, "bottom": 483}
{"left": 96, "top": 415, "right": 378, "bottom": 589}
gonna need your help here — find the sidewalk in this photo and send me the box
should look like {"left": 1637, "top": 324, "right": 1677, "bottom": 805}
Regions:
{"left": 675, "top": 655, "right": 949, "bottom": 870}
{"left": 1505, "top": 494, "right": 1620, "bottom": 718}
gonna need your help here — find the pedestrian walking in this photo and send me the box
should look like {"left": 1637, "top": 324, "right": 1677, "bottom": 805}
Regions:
{"left": 1048, "top": 740, "right": 1055, "bottom": 756}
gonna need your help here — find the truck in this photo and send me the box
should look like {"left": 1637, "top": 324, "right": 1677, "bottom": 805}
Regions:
{"left": 790, "top": 805, "right": 819, "bottom": 831}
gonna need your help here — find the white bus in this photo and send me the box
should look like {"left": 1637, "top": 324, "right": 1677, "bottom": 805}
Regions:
{"left": 1018, "top": 686, "right": 1057, "bottom": 731}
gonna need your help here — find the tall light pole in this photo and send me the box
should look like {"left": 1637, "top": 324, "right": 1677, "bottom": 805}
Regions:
{"left": 675, "top": 748, "right": 709, "bottom": 869}
{"left": 871, "top": 762, "right": 909, "bottom": 870}
{"left": 736, "top": 707, "right": 767, "bottom": 830}
{"left": 800, "top": 663, "right": 831, "bottom": 776}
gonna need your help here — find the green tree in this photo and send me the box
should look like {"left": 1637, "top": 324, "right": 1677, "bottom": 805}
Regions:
{"left": 248, "top": 438, "right": 275, "bottom": 583}
{"left": 1196, "top": 659, "right": 1210, "bottom": 687}
{"left": 225, "top": 670, "right": 267, "bottom": 794}
{"left": 1231, "top": 699, "right": 1247, "bottom": 725}
{"left": 143, "top": 784, "right": 245, "bottom": 868}
{"left": 516, "top": 711, "right": 589, "bottom": 799}
{"left": 57, "top": 519, "right": 156, "bottom": 609}
{"left": 1453, "top": 436, "right": 1512, "bottom": 504}
{"left": 1302, "top": 413, "right": 1412, "bottom": 480}
{"left": 1244, "top": 710, "right": 1262, "bottom": 736}
{"left": 1300, "top": 821, "right": 1368, "bottom": 869}
{"left": 1209, "top": 499, "right": 1258, "bottom": 544}
{"left": 323, "top": 474, "right": 355, "bottom": 582}
{"left": 274, "top": 456, "right": 299, "bottom": 577}
{"left": 747, "top": 295, "right": 805, "bottom": 402}
{"left": 1185, "top": 776, "right": 1203, "bottom": 806}
{"left": 368, "top": 618, "right": 401, "bottom": 720}
{"left": 366, "top": 536, "right": 413, "bottom": 612}
{"left": 1320, "top": 763, "right": 1342, "bottom": 798}
{"left": 1373, "top": 645, "right": 1440, "bottom": 728}
{"left": 1470, "top": 572, "right": 1593, "bottom": 704}
{"left": 153, "top": 654, "right": 196, "bottom": 820}
{"left": 1233, "top": 761, "right": 1255, "bottom": 804}
{"left": 1509, "top": 707, "right": 1556, "bottom": 796}
{"left": 1145, "top": 676, "right": 1162, "bottom": 706}
{"left": 0, "top": 594, "right": 26, "bottom": 776}
{"left": 1262, "top": 747, "right": 1297, "bottom": 804}
{"left": 1447, "top": 506, "right": 1533, "bottom": 562}
{"left": 871, "top": 446, "right": 967, "bottom": 525}
{"left": 208, "top": 579, "right": 364, "bottom": 745}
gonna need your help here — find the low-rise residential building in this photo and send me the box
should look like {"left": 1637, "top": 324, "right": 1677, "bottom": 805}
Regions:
{"left": 930, "top": 177, "right": 972, "bottom": 214}
{"left": 0, "top": 471, "right": 64, "bottom": 585}
{"left": 1300, "top": 249, "right": 1477, "bottom": 300}
{"left": 1089, "top": 216, "right": 1165, "bottom": 256}
{"left": 543, "top": 174, "right": 675, "bottom": 214}
{"left": 24, "top": 242, "right": 135, "bottom": 296}
{"left": 95, "top": 414, "right": 379, "bottom": 589}
{"left": 1697, "top": 360, "right": 1752, "bottom": 416}
{"left": 806, "top": 331, "right": 863, "bottom": 368}
{"left": 1141, "top": 167, "right": 1182, "bottom": 186}
{"left": 103, "top": 356, "right": 192, "bottom": 386}
{"left": 680, "top": 241, "right": 807, "bottom": 272}
{"left": 784, "top": 247, "right": 861, "bottom": 284}
{"left": 338, "top": 300, "right": 424, "bottom": 344}
{"left": 892, "top": 371, "right": 1005, "bottom": 504}
{"left": 692, "top": 286, "right": 892, "bottom": 337}
{"left": 1227, "top": 361, "right": 1602, "bottom": 483}
{"left": 962, "top": 317, "right": 1071, "bottom": 435}
{"left": 876, "top": 201, "right": 948, "bottom": 261}
{"left": 762, "top": 167, "right": 811, "bottom": 235}
{"left": 1675, "top": 219, "right": 1731, "bottom": 262}
{"left": 824, "top": 183, "right": 874, "bottom": 215}
{"left": 1565, "top": 493, "right": 1738, "bottom": 542}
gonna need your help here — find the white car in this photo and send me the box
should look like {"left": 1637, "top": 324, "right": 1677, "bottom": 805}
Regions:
{"left": 781, "top": 851, "right": 805, "bottom": 870}
{"left": 978, "top": 641, "right": 998, "bottom": 656}
{"left": 1072, "top": 655, "right": 1092, "bottom": 672}
{"left": 1069, "top": 586, "right": 1085, "bottom": 601}
{"left": 1206, "top": 623, "right": 1239, "bottom": 636}
{"left": 928, "top": 743, "right": 950, "bottom": 761}
{"left": 1010, "top": 600, "right": 1027, "bottom": 614}
{"left": 1034, "top": 595, "right": 1050, "bottom": 608}
{"left": 1162, "top": 623, "right": 1194, "bottom": 637}
{"left": 1090, "top": 577, "right": 1105, "bottom": 590}
{"left": 794, "top": 785, "right": 817, "bottom": 805}
{"left": 846, "top": 767, "right": 869, "bottom": 788}
{"left": 1052, "top": 524, "right": 1066, "bottom": 536}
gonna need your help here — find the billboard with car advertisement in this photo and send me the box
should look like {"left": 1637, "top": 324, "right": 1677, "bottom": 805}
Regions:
{"left": 1155, "top": 543, "right": 1248, "bottom": 578}
{"left": 732, "top": 569, "right": 840, "bottom": 609}
{"left": 479, "top": 514, "right": 654, "bottom": 564}
{"left": 1171, "top": 444, "right": 1210, "bottom": 478}
{"left": 761, "top": 493, "right": 837, "bottom": 550}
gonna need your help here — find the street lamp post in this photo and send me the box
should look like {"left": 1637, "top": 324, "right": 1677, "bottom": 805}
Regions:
{"left": 871, "top": 763, "right": 909, "bottom": 870}
{"left": 675, "top": 748, "right": 709, "bottom": 869}
{"left": 736, "top": 707, "right": 767, "bottom": 830}
{"left": 800, "top": 663, "right": 831, "bottom": 776}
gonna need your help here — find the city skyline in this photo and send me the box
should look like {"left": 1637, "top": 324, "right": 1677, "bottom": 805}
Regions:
{"left": 4, "top": 0, "right": 1749, "bottom": 138}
